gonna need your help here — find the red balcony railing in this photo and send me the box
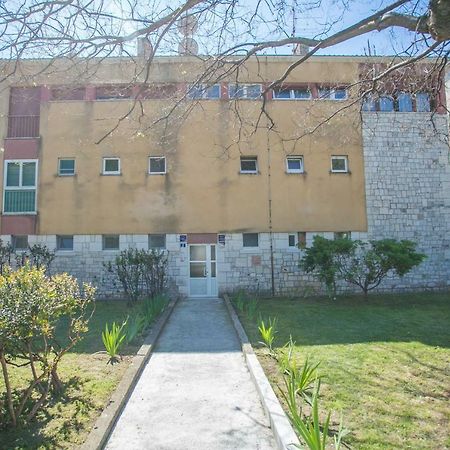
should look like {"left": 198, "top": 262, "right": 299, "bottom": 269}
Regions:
{"left": 7, "top": 115, "right": 40, "bottom": 138}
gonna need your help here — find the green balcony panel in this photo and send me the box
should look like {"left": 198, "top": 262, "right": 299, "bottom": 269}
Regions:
{"left": 4, "top": 190, "right": 36, "bottom": 213}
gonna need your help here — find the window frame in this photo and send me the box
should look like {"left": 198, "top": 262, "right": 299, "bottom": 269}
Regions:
{"left": 56, "top": 235, "right": 74, "bottom": 251}
{"left": 240, "top": 156, "right": 258, "bottom": 174}
{"left": 58, "top": 158, "right": 76, "bottom": 176}
{"left": 12, "top": 235, "right": 29, "bottom": 251}
{"left": 330, "top": 156, "right": 349, "bottom": 173}
{"left": 102, "top": 234, "right": 120, "bottom": 251}
{"left": 243, "top": 233, "right": 259, "bottom": 248}
{"left": 273, "top": 87, "right": 311, "bottom": 100}
{"left": 148, "top": 156, "right": 167, "bottom": 175}
{"left": 148, "top": 234, "right": 166, "bottom": 250}
{"left": 318, "top": 87, "right": 348, "bottom": 101}
{"left": 187, "top": 84, "right": 221, "bottom": 99}
{"left": 3, "top": 159, "right": 38, "bottom": 214}
{"left": 102, "top": 157, "right": 121, "bottom": 175}
{"left": 229, "top": 84, "right": 262, "bottom": 100}
{"left": 286, "top": 156, "right": 304, "bottom": 174}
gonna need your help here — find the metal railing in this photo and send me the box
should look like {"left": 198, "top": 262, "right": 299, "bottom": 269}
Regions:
{"left": 3, "top": 190, "right": 36, "bottom": 213}
{"left": 7, "top": 115, "right": 40, "bottom": 138}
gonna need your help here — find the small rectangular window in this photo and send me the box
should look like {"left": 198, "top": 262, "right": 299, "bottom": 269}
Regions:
{"left": 57, "top": 235, "right": 74, "bottom": 251}
{"left": 12, "top": 235, "right": 28, "bottom": 251}
{"left": 149, "top": 157, "right": 166, "bottom": 174}
{"left": 288, "top": 234, "right": 296, "bottom": 247}
{"left": 273, "top": 87, "right": 311, "bottom": 100}
{"left": 286, "top": 156, "right": 304, "bottom": 173}
{"left": 149, "top": 234, "right": 166, "bottom": 249}
{"left": 229, "top": 84, "right": 261, "bottom": 99}
{"left": 188, "top": 84, "right": 220, "bottom": 99}
{"left": 334, "top": 231, "right": 351, "bottom": 240}
{"left": 331, "top": 156, "right": 348, "bottom": 173}
{"left": 103, "top": 235, "right": 119, "bottom": 250}
{"left": 319, "top": 87, "right": 347, "bottom": 100}
{"left": 103, "top": 158, "right": 120, "bottom": 175}
{"left": 240, "top": 156, "right": 258, "bottom": 174}
{"left": 58, "top": 158, "right": 75, "bottom": 176}
{"left": 243, "top": 233, "right": 259, "bottom": 247}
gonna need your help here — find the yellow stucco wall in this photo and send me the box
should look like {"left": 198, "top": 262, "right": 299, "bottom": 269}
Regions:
{"left": 1, "top": 56, "right": 368, "bottom": 234}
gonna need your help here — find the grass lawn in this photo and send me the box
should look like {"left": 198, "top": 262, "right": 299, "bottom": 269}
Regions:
{"left": 238, "top": 292, "right": 450, "bottom": 450}
{"left": 0, "top": 300, "right": 144, "bottom": 449}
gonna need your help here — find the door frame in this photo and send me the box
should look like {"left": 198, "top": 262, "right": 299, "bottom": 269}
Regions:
{"left": 188, "top": 243, "right": 218, "bottom": 297}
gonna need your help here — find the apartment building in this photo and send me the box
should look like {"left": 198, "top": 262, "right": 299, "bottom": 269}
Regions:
{"left": 0, "top": 55, "right": 449, "bottom": 297}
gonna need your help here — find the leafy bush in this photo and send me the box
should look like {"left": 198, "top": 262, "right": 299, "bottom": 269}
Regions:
{"left": 104, "top": 249, "right": 168, "bottom": 302}
{"left": 16, "top": 244, "right": 56, "bottom": 273}
{"left": 0, "top": 265, "right": 95, "bottom": 427}
{"left": 301, "top": 236, "right": 426, "bottom": 297}
{"left": 102, "top": 321, "right": 127, "bottom": 364}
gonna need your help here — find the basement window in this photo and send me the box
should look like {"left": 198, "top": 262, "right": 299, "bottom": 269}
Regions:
{"left": 102, "top": 158, "right": 120, "bottom": 175}
{"left": 331, "top": 156, "right": 348, "bottom": 173}
{"left": 243, "top": 233, "right": 259, "bottom": 247}
{"left": 149, "top": 157, "right": 166, "bottom": 175}
{"left": 240, "top": 156, "right": 258, "bottom": 174}
{"left": 12, "top": 235, "right": 28, "bottom": 251}
{"left": 149, "top": 234, "right": 166, "bottom": 249}
{"left": 103, "top": 235, "right": 119, "bottom": 250}
{"left": 57, "top": 235, "right": 74, "bottom": 251}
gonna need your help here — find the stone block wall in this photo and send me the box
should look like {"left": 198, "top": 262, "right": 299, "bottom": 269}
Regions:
{"left": 362, "top": 112, "right": 450, "bottom": 291}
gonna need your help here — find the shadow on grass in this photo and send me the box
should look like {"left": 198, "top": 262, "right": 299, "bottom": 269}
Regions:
{"left": 242, "top": 292, "right": 450, "bottom": 349}
{"left": 0, "top": 376, "right": 96, "bottom": 450}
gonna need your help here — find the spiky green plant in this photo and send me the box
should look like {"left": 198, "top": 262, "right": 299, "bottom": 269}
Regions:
{"left": 233, "top": 291, "right": 246, "bottom": 312}
{"left": 102, "top": 321, "right": 126, "bottom": 364}
{"left": 124, "top": 314, "right": 145, "bottom": 345}
{"left": 258, "top": 317, "right": 277, "bottom": 352}
{"left": 141, "top": 294, "right": 167, "bottom": 327}
{"left": 246, "top": 297, "right": 259, "bottom": 320}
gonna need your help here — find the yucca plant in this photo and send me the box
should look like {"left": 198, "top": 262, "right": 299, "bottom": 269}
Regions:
{"left": 291, "top": 358, "right": 321, "bottom": 405}
{"left": 102, "top": 321, "right": 127, "bottom": 364}
{"left": 258, "top": 317, "right": 277, "bottom": 352}
{"left": 124, "top": 314, "right": 145, "bottom": 345}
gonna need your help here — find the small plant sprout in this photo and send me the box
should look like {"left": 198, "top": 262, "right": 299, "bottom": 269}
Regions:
{"left": 258, "top": 317, "right": 277, "bottom": 352}
{"left": 102, "top": 321, "right": 127, "bottom": 364}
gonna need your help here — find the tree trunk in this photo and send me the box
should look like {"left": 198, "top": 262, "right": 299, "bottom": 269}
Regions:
{"left": 0, "top": 350, "right": 16, "bottom": 427}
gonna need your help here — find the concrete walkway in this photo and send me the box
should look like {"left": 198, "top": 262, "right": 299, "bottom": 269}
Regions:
{"left": 105, "top": 297, "right": 276, "bottom": 450}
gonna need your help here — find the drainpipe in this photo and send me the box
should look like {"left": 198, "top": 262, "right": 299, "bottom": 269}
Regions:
{"left": 266, "top": 126, "right": 275, "bottom": 296}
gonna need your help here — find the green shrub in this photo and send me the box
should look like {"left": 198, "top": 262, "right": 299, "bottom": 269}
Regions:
{"left": 0, "top": 265, "right": 95, "bottom": 427}
{"left": 301, "top": 236, "right": 426, "bottom": 297}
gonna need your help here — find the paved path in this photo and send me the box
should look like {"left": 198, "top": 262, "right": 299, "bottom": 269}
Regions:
{"left": 105, "top": 297, "right": 276, "bottom": 450}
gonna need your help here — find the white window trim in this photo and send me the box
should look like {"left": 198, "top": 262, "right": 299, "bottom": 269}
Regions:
{"left": 240, "top": 157, "right": 258, "bottom": 174}
{"left": 286, "top": 156, "right": 304, "bottom": 173}
{"left": 3, "top": 159, "right": 38, "bottom": 215}
{"left": 331, "top": 156, "right": 349, "bottom": 173}
{"left": 273, "top": 88, "right": 311, "bottom": 100}
{"left": 58, "top": 158, "right": 76, "bottom": 176}
{"left": 102, "top": 157, "right": 121, "bottom": 175}
{"left": 229, "top": 84, "right": 262, "bottom": 99}
{"left": 318, "top": 88, "right": 348, "bottom": 101}
{"left": 148, "top": 156, "right": 167, "bottom": 175}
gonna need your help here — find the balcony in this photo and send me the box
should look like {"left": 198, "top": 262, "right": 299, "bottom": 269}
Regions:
{"left": 3, "top": 190, "right": 36, "bottom": 213}
{"left": 7, "top": 115, "right": 40, "bottom": 138}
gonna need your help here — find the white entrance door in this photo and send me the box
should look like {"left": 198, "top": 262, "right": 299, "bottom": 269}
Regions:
{"left": 189, "top": 244, "right": 218, "bottom": 297}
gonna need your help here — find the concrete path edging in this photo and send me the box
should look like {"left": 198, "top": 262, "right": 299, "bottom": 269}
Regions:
{"left": 223, "top": 294, "right": 300, "bottom": 450}
{"left": 80, "top": 296, "right": 180, "bottom": 450}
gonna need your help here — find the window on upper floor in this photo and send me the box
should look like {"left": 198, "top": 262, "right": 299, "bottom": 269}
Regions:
{"left": 102, "top": 158, "right": 120, "bottom": 175}
{"left": 243, "top": 233, "right": 259, "bottom": 247}
{"left": 362, "top": 92, "right": 432, "bottom": 113}
{"left": 229, "top": 84, "right": 262, "bottom": 99}
{"left": 240, "top": 156, "right": 258, "bottom": 174}
{"left": 286, "top": 156, "right": 304, "bottom": 173}
{"left": 149, "top": 234, "right": 166, "bottom": 249}
{"left": 58, "top": 158, "right": 75, "bottom": 176}
{"left": 103, "top": 235, "right": 120, "bottom": 250}
{"left": 318, "top": 87, "right": 347, "bottom": 100}
{"left": 273, "top": 87, "right": 311, "bottom": 100}
{"left": 187, "top": 84, "right": 221, "bottom": 99}
{"left": 12, "top": 235, "right": 28, "bottom": 251}
{"left": 331, "top": 156, "right": 349, "bottom": 173}
{"left": 149, "top": 157, "right": 166, "bottom": 175}
{"left": 3, "top": 160, "right": 37, "bottom": 214}
{"left": 57, "top": 235, "right": 74, "bottom": 251}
